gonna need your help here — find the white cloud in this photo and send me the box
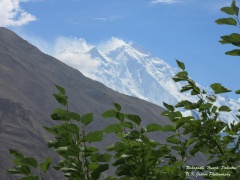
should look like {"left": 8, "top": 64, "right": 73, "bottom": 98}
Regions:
{"left": 16, "top": 34, "right": 129, "bottom": 77}
{"left": 92, "top": 15, "right": 122, "bottom": 22}
{"left": 20, "top": 0, "right": 43, "bottom": 2}
{"left": 53, "top": 37, "right": 101, "bottom": 77}
{"left": 92, "top": 17, "right": 109, "bottom": 21}
{"left": 0, "top": 0, "right": 36, "bottom": 27}
{"left": 151, "top": 0, "right": 180, "bottom": 4}
{"left": 97, "top": 37, "right": 127, "bottom": 53}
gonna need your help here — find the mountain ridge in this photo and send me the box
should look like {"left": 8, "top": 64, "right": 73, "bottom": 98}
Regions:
{"left": 0, "top": 27, "right": 214, "bottom": 179}
{"left": 0, "top": 27, "right": 191, "bottom": 179}
{"left": 55, "top": 36, "right": 240, "bottom": 123}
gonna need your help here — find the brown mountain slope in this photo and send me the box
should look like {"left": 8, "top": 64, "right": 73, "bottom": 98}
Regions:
{"left": 0, "top": 27, "right": 205, "bottom": 179}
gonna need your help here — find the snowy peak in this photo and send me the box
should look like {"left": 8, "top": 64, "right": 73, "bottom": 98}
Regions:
{"left": 97, "top": 37, "right": 127, "bottom": 53}
{"left": 107, "top": 45, "right": 149, "bottom": 65}
{"left": 54, "top": 37, "right": 240, "bottom": 123}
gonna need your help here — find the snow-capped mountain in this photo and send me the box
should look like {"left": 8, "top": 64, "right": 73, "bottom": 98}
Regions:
{"left": 54, "top": 37, "right": 240, "bottom": 123}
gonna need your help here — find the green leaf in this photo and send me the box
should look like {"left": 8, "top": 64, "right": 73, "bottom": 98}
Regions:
{"left": 9, "top": 149, "right": 24, "bottom": 159}
{"left": 176, "top": 60, "right": 185, "bottom": 70}
{"left": 90, "top": 153, "right": 111, "bottom": 162}
{"left": 163, "top": 102, "right": 175, "bottom": 112}
{"left": 81, "top": 113, "right": 93, "bottom": 126}
{"left": 180, "top": 85, "right": 192, "bottom": 93}
{"left": 10, "top": 149, "right": 38, "bottom": 168}
{"left": 210, "top": 83, "right": 231, "bottom": 94}
{"left": 40, "top": 157, "right": 52, "bottom": 173}
{"left": 59, "top": 123, "right": 79, "bottom": 134}
{"left": 53, "top": 94, "right": 68, "bottom": 107}
{"left": 191, "top": 88, "right": 200, "bottom": 95}
{"left": 215, "top": 17, "right": 237, "bottom": 26}
{"left": 185, "top": 139, "right": 195, "bottom": 147}
{"left": 221, "top": 7, "right": 237, "bottom": 15}
{"left": 207, "top": 95, "right": 217, "bottom": 102}
{"left": 223, "top": 135, "right": 235, "bottom": 142}
{"left": 199, "top": 103, "right": 212, "bottom": 111}
{"left": 171, "top": 146, "right": 181, "bottom": 151}
{"left": 140, "top": 127, "right": 147, "bottom": 133}
{"left": 231, "top": 0, "right": 236, "bottom": 9}
{"left": 113, "top": 102, "right": 121, "bottom": 111}
{"left": 67, "top": 145, "right": 80, "bottom": 156}
{"left": 111, "top": 159, "right": 125, "bottom": 167}
{"left": 211, "top": 106, "right": 218, "bottom": 114}
{"left": 55, "top": 147, "right": 68, "bottom": 154}
{"left": 115, "top": 165, "right": 131, "bottom": 176}
{"left": 234, "top": 6, "right": 239, "bottom": 16}
{"left": 103, "top": 124, "right": 122, "bottom": 134}
{"left": 174, "top": 101, "right": 185, "bottom": 108}
{"left": 19, "top": 176, "right": 38, "bottom": 180}
{"left": 226, "top": 49, "right": 240, "bottom": 56}
{"left": 120, "top": 121, "right": 134, "bottom": 129}
{"left": 146, "top": 123, "right": 162, "bottom": 132}
{"left": 219, "top": 105, "right": 232, "bottom": 112}
{"left": 55, "top": 84, "right": 66, "bottom": 95}
{"left": 43, "top": 126, "right": 59, "bottom": 135}
{"left": 101, "top": 109, "right": 116, "bottom": 118}
{"left": 67, "top": 112, "right": 81, "bottom": 122}
{"left": 219, "top": 39, "right": 230, "bottom": 45}
{"left": 8, "top": 165, "right": 31, "bottom": 175}
{"left": 89, "top": 163, "right": 100, "bottom": 170}
{"left": 7, "top": 168, "right": 20, "bottom": 175}
{"left": 84, "top": 147, "right": 99, "bottom": 153}
{"left": 125, "top": 130, "right": 141, "bottom": 140}
{"left": 207, "top": 155, "right": 215, "bottom": 161}
{"left": 162, "top": 125, "right": 175, "bottom": 132}
{"left": 124, "top": 114, "right": 141, "bottom": 125}
{"left": 175, "top": 120, "right": 185, "bottom": 130}
{"left": 21, "top": 157, "right": 38, "bottom": 168}
{"left": 166, "top": 136, "right": 180, "bottom": 144}
{"left": 231, "top": 0, "right": 239, "bottom": 16}
{"left": 85, "top": 131, "right": 103, "bottom": 143}
{"left": 175, "top": 100, "right": 194, "bottom": 109}
{"left": 235, "top": 89, "right": 240, "bottom": 94}
{"left": 51, "top": 108, "right": 68, "bottom": 121}
{"left": 187, "top": 79, "right": 200, "bottom": 93}
{"left": 172, "top": 71, "right": 188, "bottom": 82}
{"left": 91, "top": 164, "right": 109, "bottom": 180}
{"left": 115, "top": 112, "right": 124, "bottom": 122}
{"left": 220, "top": 33, "right": 240, "bottom": 46}
{"left": 104, "top": 177, "right": 117, "bottom": 180}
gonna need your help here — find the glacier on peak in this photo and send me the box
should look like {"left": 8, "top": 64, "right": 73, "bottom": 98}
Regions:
{"left": 54, "top": 37, "right": 240, "bottom": 123}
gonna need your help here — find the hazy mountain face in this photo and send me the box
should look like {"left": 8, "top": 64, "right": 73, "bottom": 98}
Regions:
{"left": 55, "top": 37, "right": 240, "bottom": 124}
{"left": 0, "top": 28, "right": 200, "bottom": 179}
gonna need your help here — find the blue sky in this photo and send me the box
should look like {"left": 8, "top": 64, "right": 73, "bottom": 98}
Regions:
{"left": 1, "top": 0, "right": 240, "bottom": 99}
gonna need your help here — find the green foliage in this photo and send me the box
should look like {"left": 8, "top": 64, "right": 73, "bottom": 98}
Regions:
{"left": 45, "top": 84, "right": 110, "bottom": 179}
{"left": 210, "top": 83, "right": 232, "bottom": 94}
{"left": 102, "top": 103, "right": 175, "bottom": 179}
{"left": 40, "top": 157, "right": 52, "bottom": 173}
{"left": 8, "top": 72, "right": 240, "bottom": 179}
{"left": 7, "top": 1, "right": 240, "bottom": 179}
{"left": 8, "top": 150, "right": 51, "bottom": 179}
{"left": 216, "top": 0, "right": 240, "bottom": 56}
{"left": 162, "top": 60, "right": 240, "bottom": 179}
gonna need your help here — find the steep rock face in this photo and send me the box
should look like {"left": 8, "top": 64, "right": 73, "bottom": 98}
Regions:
{"left": 0, "top": 98, "right": 55, "bottom": 179}
{"left": 0, "top": 28, "right": 208, "bottom": 179}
